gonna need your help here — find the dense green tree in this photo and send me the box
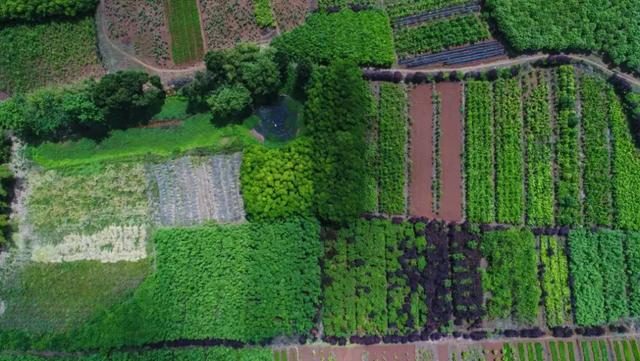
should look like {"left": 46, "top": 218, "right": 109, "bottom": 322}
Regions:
{"left": 207, "top": 84, "right": 252, "bottom": 124}
{"left": 0, "top": 0, "right": 98, "bottom": 23}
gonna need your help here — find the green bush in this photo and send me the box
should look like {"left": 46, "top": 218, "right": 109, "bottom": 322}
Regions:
{"left": 241, "top": 139, "right": 314, "bottom": 220}
{"left": 394, "top": 15, "right": 490, "bottom": 58}
{"left": 207, "top": 84, "right": 252, "bottom": 123}
{"left": 254, "top": 0, "right": 275, "bottom": 27}
{"left": 384, "top": 0, "right": 468, "bottom": 21}
{"left": 66, "top": 220, "right": 321, "bottom": 349}
{"left": 0, "top": 0, "right": 98, "bottom": 23}
{"left": 272, "top": 10, "right": 395, "bottom": 67}
{"left": 540, "top": 236, "right": 571, "bottom": 327}
{"left": 0, "top": 17, "right": 102, "bottom": 93}
{"left": 486, "top": 0, "right": 640, "bottom": 71}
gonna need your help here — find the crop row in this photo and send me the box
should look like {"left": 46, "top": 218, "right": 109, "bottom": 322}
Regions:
{"left": 432, "top": 90, "right": 442, "bottom": 214}
{"left": 378, "top": 84, "right": 408, "bottom": 215}
{"left": 540, "top": 236, "right": 571, "bottom": 327}
{"left": 394, "top": 14, "right": 490, "bottom": 58}
{"left": 464, "top": 81, "right": 495, "bottom": 224}
{"left": 554, "top": 66, "right": 581, "bottom": 226}
{"left": 482, "top": 228, "right": 540, "bottom": 323}
{"left": 580, "top": 77, "right": 613, "bottom": 227}
{"left": 385, "top": 0, "right": 470, "bottom": 21}
{"left": 494, "top": 78, "right": 525, "bottom": 224}
{"left": 524, "top": 80, "right": 554, "bottom": 226}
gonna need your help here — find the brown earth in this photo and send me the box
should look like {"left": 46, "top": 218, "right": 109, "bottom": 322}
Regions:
{"left": 483, "top": 341, "right": 504, "bottom": 361}
{"left": 409, "top": 84, "right": 436, "bottom": 218}
{"left": 299, "top": 344, "right": 415, "bottom": 361}
{"left": 198, "top": 0, "right": 262, "bottom": 50}
{"left": 436, "top": 344, "right": 451, "bottom": 361}
{"left": 437, "top": 82, "right": 464, "bottom": 222}
{"left": 272, "top": 0, "right": 310, "bottom": 32}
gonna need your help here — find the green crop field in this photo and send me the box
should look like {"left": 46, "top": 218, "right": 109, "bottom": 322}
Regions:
{"left": 165, "top": 0, "right": 205, "bottom": 64}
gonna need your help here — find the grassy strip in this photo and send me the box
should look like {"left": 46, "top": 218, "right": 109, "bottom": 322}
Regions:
{"left": 394, "top": 14, "right": 490, "bottom": 58}
{"left": 583, "top": 341, "right": 592, "bottom": 361}
{"left": 569, "top": 343, "right": 577, "bottom": 361}
{"left": 29, "top": 114, "right": 259, "bottom": 169}
{"left": 524, "top": 80, "right": 554, "bottom": 226}
{"left": 364, "top": 88, "right": 380, "bottom": 213}
{"left": 0, "top": 16, "right": 101, "bottom": 93}
{"left": 165, "top": 0, "right": 204, "bottom": 64}
{"left": 560, "top": 342, "right": 568, "bottom": 361}
{"left": 615, "top": 342, "right": 623, "bottom": 361}
{"left": 609, "top": 88, "right": 640, "bottom": 230}
{"left": 465, "top": 81, "right": 495, "bottom": 223}
{"left": 528, "top": 343, "right": 536, "bottom": 361}
{"left": 494, "top": 77, "right": 524, "bottom": 224}
{"left": 630, "top": 340, "right": 640, "bottom": 361}
{"left": 551, "top": 342, "right": 560, "bottom": 361}
{"left": 0, "top": 347, "right": 272, "bottom": 360}
{"left": 593, "top": 341, "right": 602, "bottom": 361}
{"left": 623, "top": 341, "right": 633, "bottom": 361}
{"left": 536, "top": 343, "right": 545, "bottom": 361}
{"left": 602, "top": 340, "right": 610, "bottom": 361}
{"left": 580, "top": 76, "right": 612, "bottom": 226}
{"left": 378, "top": 83, "right": 408, "bottom": 215}
{"left": 554, "top": 65, "right": 581, "bottom": 225}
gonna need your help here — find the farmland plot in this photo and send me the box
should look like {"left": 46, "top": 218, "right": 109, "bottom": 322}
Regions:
{"left": 198, "top": 0, "right": 261, "bottom": 50}
{"left": 272, "top": 0, "right": 309, "bottom": 32}
{"left": 147, "top": 153, "right": 245, "bottom": 226}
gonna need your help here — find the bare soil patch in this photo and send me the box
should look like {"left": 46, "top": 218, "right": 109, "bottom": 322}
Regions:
{"left": 272, "top": 0, "right": 310, "bottom": 32}
{"left": 437, "top": 82, "right": 464, "bottom": 222}
{"left": 101, "top": 0, "right": 173, "bottom": 68}
{"left": 198, "top": 0, "right": 262, "bottom": 50}
{"left": 482, "top": 341, "right": 504, "bottom": 361}
{"left": 409, "top": 84, "right": 435, "bottom": 218}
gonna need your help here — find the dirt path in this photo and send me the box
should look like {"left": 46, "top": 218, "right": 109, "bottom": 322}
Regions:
{"left": 409, "top": 84, "right": 436, "bottom": 218}
{"left": 437, "top": 82, "right": 464, "bottom": 222}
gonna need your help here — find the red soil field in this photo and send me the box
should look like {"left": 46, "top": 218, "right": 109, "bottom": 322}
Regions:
{"left": 409, "top": 84, "right": 435, "bottom": 218}
{"left": 272, "top": 0, "right": 310, "bottom": 32}
{"left": 299, "top": 344, "right": 415, "bottom": 361}
{"left": 436, "top": 344, "right": 450, "bottom": 361}
{"left": 483, "top": 341, "right": 504, "bottom": 361}
{"left": 437, "top": 82, "right": 464, "bottom": 222}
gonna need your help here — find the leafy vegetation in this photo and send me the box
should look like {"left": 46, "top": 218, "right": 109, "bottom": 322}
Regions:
{"left": 394, "top": 15, "right": 490, "bottom": 58}
{"left": 625, "top": 232, "right": 640, "bottom": 316}
{"left": 0, "top": 347, "right": 271, "bottom": 360}
{"left": 66, "top": 220, "right": 321, "bottom": 349}
{"left": 165, "top": 0, "right": 204, "bottom": 64}
{"left": 303, "top": 61, "right": 371, "bottom": 223}
{"left": 254, "top": 0, "right": 276, "bottom": 27}
{"left": 485, "top": 0, "right": 640, "bottom": 71}
{"left": 540, "top": 236, "right": 571, "bottom": 327}
{"left": 609, "top": 89, "right": 640, "bottom": 230}
{"left": 0, "top": 17, "right": 102, "bottom": 93}
{"left": 0, "top": 0, "right": 97, "bottom": 23}
{"left": 272, "top": 10, "right": 395, "bottom": 67}
{"left": 384, "top": 0, "right": 469, "bottom": 21}
{"left": 465, "top": 81, "right": 494, "bottom": 224}
{"left": 378, "top": 83, "right": 407, "bottom": 215}
{"left": 580, "top": 76, "right": 613, "bottom": 227}
{"left": 494, "top": 78, "right": 524, "bottom": 224}
{"left": 482, "top": 229, "right": 540, "bottom": 324}
{"left": 241, "top": 139, "right": 314, "bottom": 220}
{"left": 524, "top": 80, "right": 554, "bottom": 226}
{"left": 554, "top": 66, "right": 581, "bottom": 225}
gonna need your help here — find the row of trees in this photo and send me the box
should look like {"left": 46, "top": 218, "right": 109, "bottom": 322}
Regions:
{"left": 0, "top": 0, "right": 98, "bottom": 23}
{"left": 0, "top": 71, "right": 165, "bottom": 143}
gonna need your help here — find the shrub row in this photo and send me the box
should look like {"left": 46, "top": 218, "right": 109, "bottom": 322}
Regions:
{"left": 540, "top": 236, "right": 571, "bottom": 327}
{"left": 482, "top": 228, "right": 541, "bottom": 324}
{"left": 554, "top": 66, "right": 581, "bottom": 226}
{"left": 493, "top": 78, "right": 524, "bottom": 224}
{"left": 524, "top": 81, "right": 554, "bottom": 226}
{"left": 394, "top": 14, "right": 490, "bottom": 58}
{"left": 378, "top": 83, "right": 408, "bottom": 215}
{"left": 385, "top": 0, "right": 469, "bottom": 21}
{"left": 609, "top": 88, "right": 640, "bottom": 231}
{"left": 464, "top": 81, "right": 495, "bottom": 224}
{"left": 580, "top": 76, "right": 613, "bottom": 227}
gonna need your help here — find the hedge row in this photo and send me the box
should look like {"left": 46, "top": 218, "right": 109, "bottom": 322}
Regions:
{"left": 394, "top": 14, "right": 490, "bottom": 58}
{"left": 580, "top": 77, "right": 613, "bottom": 227}
{"left": 378, "top": 83, "right": 408, "bottom": 215}
{"left": 0, "top": 0, "right": 97, "bottom": 23}
{"left": 524, "top": 81, "right": 554, "bottom": 226}
{"left": 554, "top": 66, "right": 581, "bottom": 226}
{"left": 493, "top": 78, "right": 524, "bottom": 224}
{"left": 464, "top": 81, "right": 495, "bottom": 224}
